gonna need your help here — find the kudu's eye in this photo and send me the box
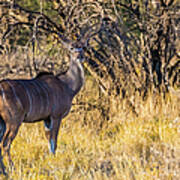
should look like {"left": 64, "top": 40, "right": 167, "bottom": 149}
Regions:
{"left": 70, "top": 47, "right": 74, "bottom": 51}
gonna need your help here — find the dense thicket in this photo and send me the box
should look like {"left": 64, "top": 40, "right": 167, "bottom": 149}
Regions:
{"left": 0, "top": 0, "right": 179, "bottom": 98}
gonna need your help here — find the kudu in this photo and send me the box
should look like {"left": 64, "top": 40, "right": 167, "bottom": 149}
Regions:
{"left": 0, "top": 33, "right": 89, "bottom": 175}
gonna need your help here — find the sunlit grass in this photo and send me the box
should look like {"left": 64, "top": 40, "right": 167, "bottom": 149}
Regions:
{"left": 0, "top": 75, "right": 179, "bottom": 179}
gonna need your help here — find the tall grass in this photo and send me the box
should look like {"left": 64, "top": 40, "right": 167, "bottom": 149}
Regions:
{"left": 0, "top": 74, "right": 178, "bottom": 180}
{"left": 0, "top": 54, "right": 179, "bottom": 179}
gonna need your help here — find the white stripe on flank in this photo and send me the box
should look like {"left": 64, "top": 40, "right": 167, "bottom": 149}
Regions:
{"left": 7, "top": 81, "right": 23, "bottom": 110}
{"left": 0, "top": 84, "right": 6, "bottom": 104}
{"left": 36, "top": 80, "right": 50, "bottom": 113}
{"left": 31, "top": 81, "right": 43, "bottom": 115}
{"left": 19, "top": 81, "right": 32, "bottom": 117}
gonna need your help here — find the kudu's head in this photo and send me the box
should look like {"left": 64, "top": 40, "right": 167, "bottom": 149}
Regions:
{"left": 58, "top": 36, "right": 85, "bottom": 66}
{"left": 65, "top": 41, "right": 85, "bottom": 64}
{"left": 58, "top": 24, "right": 101, "bottom": 63}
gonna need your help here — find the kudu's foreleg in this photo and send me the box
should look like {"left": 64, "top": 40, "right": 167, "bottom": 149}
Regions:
{"left": 44, "top": 117, "right": 61, "bottom": 154}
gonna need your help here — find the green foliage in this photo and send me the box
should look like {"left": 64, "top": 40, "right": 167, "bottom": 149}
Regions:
{"left": 17, "top": 0, "right": 40, "bottom": 11}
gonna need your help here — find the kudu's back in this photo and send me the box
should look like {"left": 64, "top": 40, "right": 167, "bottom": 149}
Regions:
{"left": 0, "top": 73, "right": 73, "bottom": 123}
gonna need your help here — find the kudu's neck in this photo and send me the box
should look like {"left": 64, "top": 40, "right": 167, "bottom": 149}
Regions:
{"left": 58, "top": 57, "right": 84, "bottom": 97}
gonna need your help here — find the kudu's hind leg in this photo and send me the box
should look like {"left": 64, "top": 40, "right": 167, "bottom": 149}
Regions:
{"left": 0, "top": 149, "right": 6, "bottom": 175}
{"left": 0, "top": 117, "right": 6, "bottom": 175}
{"left": 1, "top": 123, "right": 21, "bottom": 171}
{"left": 44, "top": 117, "right": 61, "bottom": 154}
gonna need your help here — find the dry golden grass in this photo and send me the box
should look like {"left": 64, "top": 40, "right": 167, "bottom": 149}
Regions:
{"left": 0, "top": 55, "right": 179, "bottom": 179}
{"left": 0, "top": 76, "right": 178, "bottom": 180}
